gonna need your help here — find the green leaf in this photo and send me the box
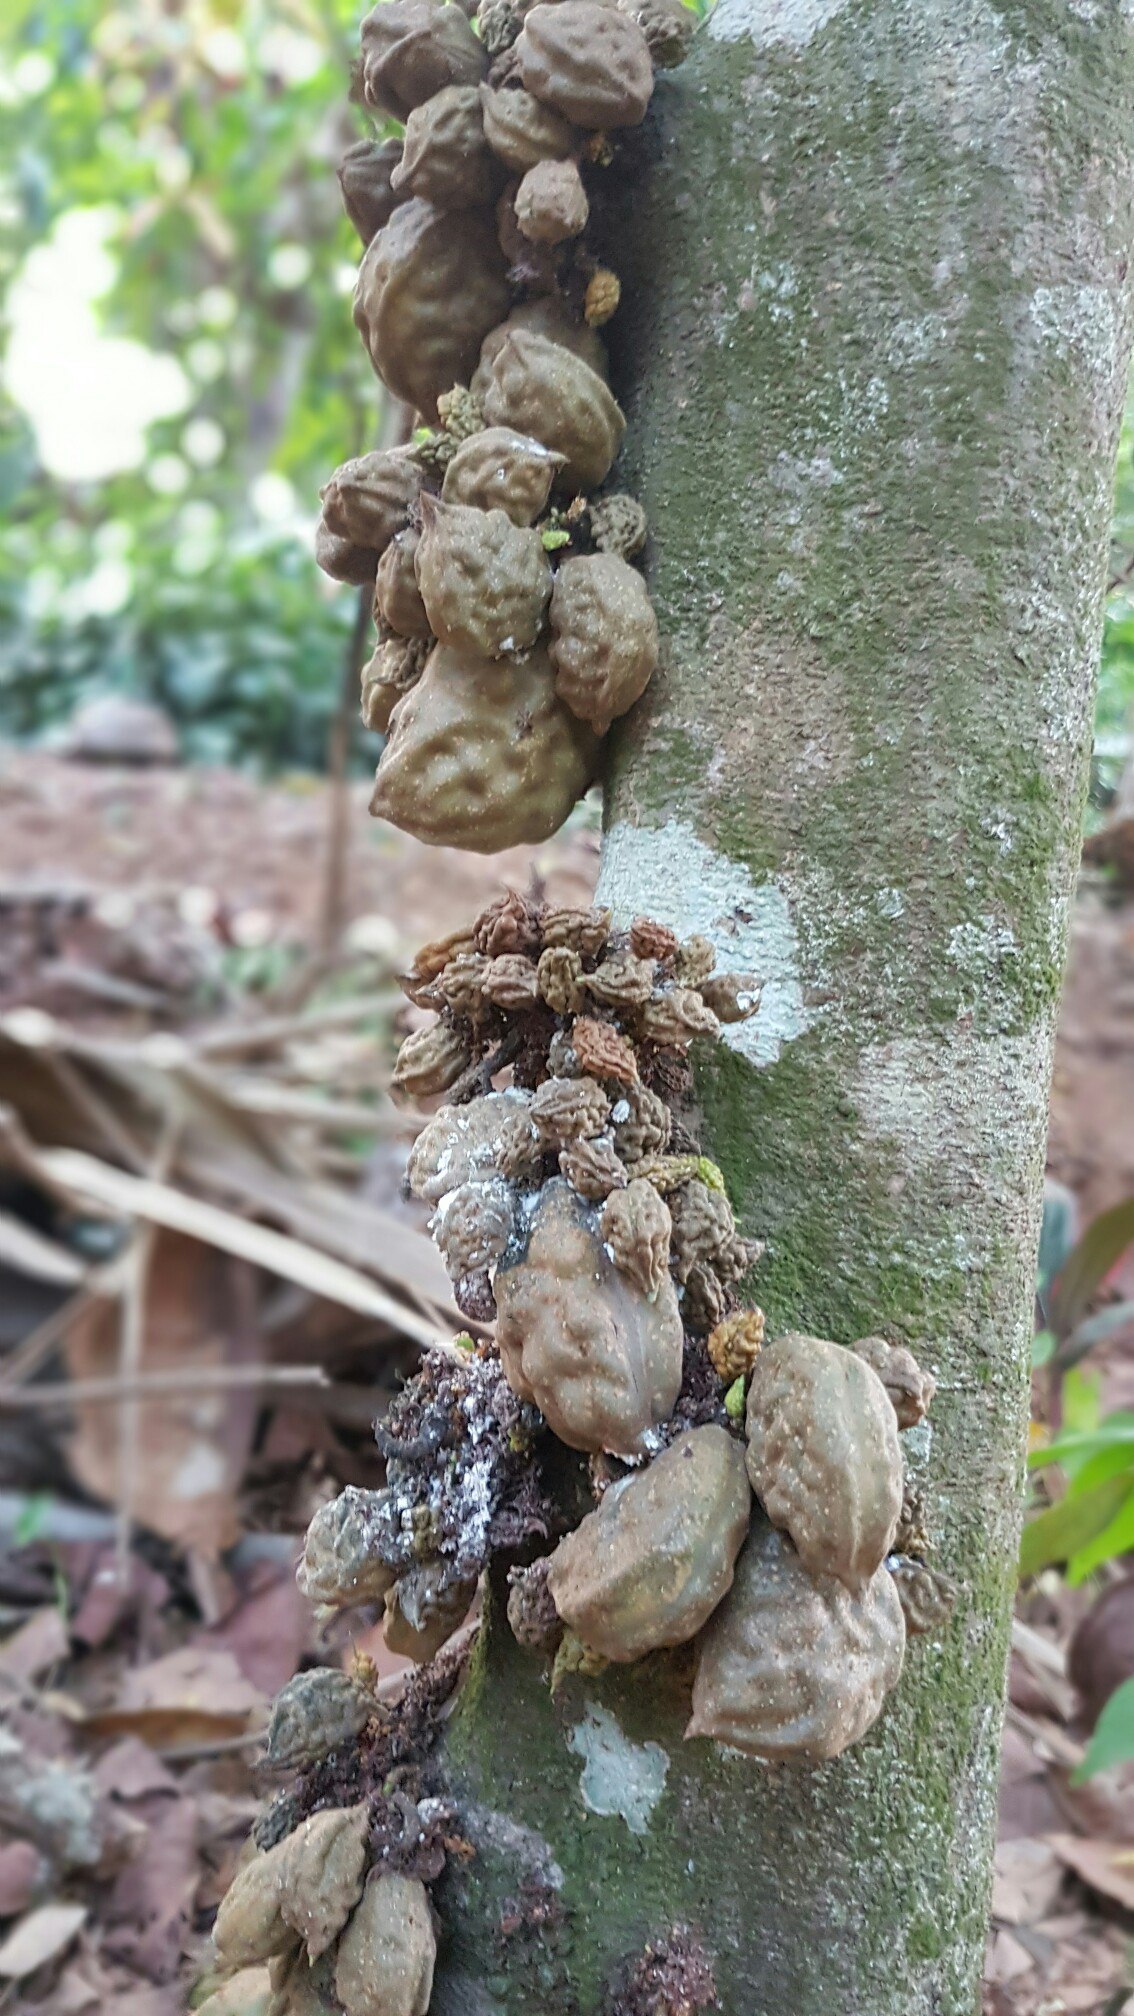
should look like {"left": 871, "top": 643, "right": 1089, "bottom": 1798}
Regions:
{"left": 1051, "top": 1195, "right": 1134, "bottom": 1340}
{"left": 1067, "top": 1488, "right": 1134, "bottom": 1584}
{"left": 1072, "top": 1677, "right": 1134, "bottom": 1782}
{"left": 1019, "top": 1473, "right": 1133, "bottom": 1579}
{"left": 1029, "top": 1413, "right": 1134, "bottom": 1471}
{"left": 1062, "top": 1364, "right": 1103, "bottom": 1435}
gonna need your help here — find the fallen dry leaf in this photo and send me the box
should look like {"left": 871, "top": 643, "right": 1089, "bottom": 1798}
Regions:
{"left": 991, "top": 1838, "right": 1065, "bottom": 1927}
{"left": 92, "top": 1737, "right": 179, "bottom": 1803}
{"left": 0, "top": 1605, "right": 70, "bottom": 1686}
{"left": 200, "top": 1559, "right": 307, "bottom": 1698}
{"left": 0, "top": 1900, "right": 87, "bottom": 1978}
{"left": 1046, "top": 1832, "right": 1134, "bottom": 1913}
{"left": 0, "top": 1838, "right": 46, "bottom": 1916}
{"left": 80, "top": 1646, "right": 264, "bottom": 1749}
{"left": 103, "top": 1792, "right": 199, "bottom": 1981}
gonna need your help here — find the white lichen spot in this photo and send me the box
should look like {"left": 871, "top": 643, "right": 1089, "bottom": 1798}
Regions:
{"left": 875, "top": 888, "right": 905, "bottom": 919}
{"left": 709, "top": 0, "right": 850, "bottom": 49}
{"left": 598, "top": 817, "right": 815, "bottom": 1067}
{"left": 568, "top": 1703, "right": 668, "bottom": 1835}
{"left": 1029, "top": 284, "right": 1122, "bottom": 390}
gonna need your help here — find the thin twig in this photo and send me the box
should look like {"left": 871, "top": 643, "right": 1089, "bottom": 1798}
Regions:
{"left": 115, "top": 1120, "right": 178, "bottom": 1586}
{"left": 193, "top": 993, "right": 395, "bottom": 1059}
{"left": 0, "top": 1364, "right": 331, "bottom": 1409}
{"left": 0, "top": 1281, "right": 114, "bottom": 1389}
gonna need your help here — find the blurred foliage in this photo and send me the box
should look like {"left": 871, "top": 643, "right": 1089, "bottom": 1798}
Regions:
{"left": 0, "top": 0, "right": 385, "bottom": 768}
{"left": 0, "top": 0, "right": 1131, "bottom": 774}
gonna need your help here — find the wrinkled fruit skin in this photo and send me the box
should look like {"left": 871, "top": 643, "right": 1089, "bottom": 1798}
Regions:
{"left": 514, "top": 157, "right": 589, "bottom": 244}
{"left": 549, "top": 552, "right": 659, "bottom": 733}
{"left": 483, "top": 329, "right": 625, "bottom": 491}
{"left": 745, "top": 1332, "right": 904, "bottom": 1595}
{"left": 212, "top": 1838, "right": 292, "bottom": 1965}
{"left": 392, "top": 84, "right": 503, "bottom": 209}
{"left": 686, "top": 1517, "right": 907, "bottom": 1761}
{"left": 494, "top": 1177, "right": 684, "bottom": 1455}
{"left": 338, "top": 137, "right": 403, "bottom": 243}
{"left": 472, "top": 299, "right": 608, "bottom": 401}
{"left": 407, "top": 1088, "right": 540, "bottom": 1202}
{"left": 480, "top": 83, "right": 581, "bottom": 175}
{"left": 516, "top": 2, "right": 654, "bottom": 129}
{"left": 335, "top": 1871, "right": 437, "bottom": 2016}
{"left": 371, "top": 641, "right": 598, "bottom": 852}
{"left": 375, "top": 528, "right": 432, "bottom": 639}
{"left": 320, "top": 448, "right": 422, "bottom": 554}
{"left": 442, "top": 426, "right": 564, "bottom": 524}
{"left": 548, "top": 1425, "right": 751, "bottom": 1660}
{"left": 354, "top": 199, "right": 509, "bottom": 423}
{"left": 360, "top": 0, "right": 486, "bottom": 121}
{"left": 279, "top": 1804, "right": 370, "bottom": 1960}
{"left": 415, "top": 497, "right": 550, "bottom": 657}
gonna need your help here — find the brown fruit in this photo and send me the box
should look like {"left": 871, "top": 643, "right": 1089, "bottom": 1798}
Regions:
{"left": 516, "top": 1, "right": 654, "bottom": 128}
{"left": 391, "top": 1020, "right": 470, "bottom": 1098}
{"left": 850, "top": 1333, "right": 936, "bottom": 1429}
{"left": 494, "top": 1178, "right": 684, "bottom": 1455}
{"left": 297, "top": 1487, "right": 398, "bottom": 1613}
{"left": 338, "top": 138, "right": 404, "bottom": 244}
{"left": 372, "top": 641, "right": 597, "bottom": 851}
{"left": 442, "top": 425, "right": 565, "bottom": 524}
{"left": 213, "top": 1839, "right": 293, "bottom": 1965}
{"left": 360, "top": 637, "right": 426, "bottom": 735}
{"left": 687, "top": 1518, "right": 906, "bottom": 1761}
{"left": 600, "top": 1177, "right": 672, "bottom": 1299}
{"left": 391, "top": 84, "right": 504, "bottom": 208}
{"left": 414, "top": 495, "right": 551, "bottom": 657}
{"left": 480, "top": 82, "right": 581, "bottom": 174}
{"left": 619, "top": 0, "right": 695, "bottom": 67}
{"left": 745, "top": 1332, "right": 903, "bottom": 1595}
{"left": 375, "top": 528, "right": 432, "bottom": 639}
{"left": 320, "top": 448, "right": 422, "bottom": 552}
{"left": 335, "top": 1871, "right": 436, "bottom": 2016}
{"left": 359, "top": 0, "right": 486, "bottom": 120}
{"left": 514, "top": 157, "right": 589, "bottom": 244}
{"left": 407, "top": 1089, "right": 541, "bottom": 1201}
{"left": 547, "top": 1425, "right": 751, "bottom": 1660}
{"left": 278, "top": 1805, "right": 370, "bottom": 1961}
{"left": 471, "top": 297, "right": 608, "bottom": 399}
{"left": 353, "top": 198, "right": 509, "bottom": 423}
{"left": 483, "top": 329, "right": 625, "bottom": 489}
{"left": 314, "top": 521, "right": 378, "bottom": 586}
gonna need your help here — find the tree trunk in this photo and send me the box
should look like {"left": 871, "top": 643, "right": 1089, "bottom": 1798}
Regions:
{"left": 433, "top": 3, "right": 1134, "bottom": 2010}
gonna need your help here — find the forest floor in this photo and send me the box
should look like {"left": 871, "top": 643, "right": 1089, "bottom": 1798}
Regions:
{"left": 0, "top": 747, "right": 1131, "bottom": 2016}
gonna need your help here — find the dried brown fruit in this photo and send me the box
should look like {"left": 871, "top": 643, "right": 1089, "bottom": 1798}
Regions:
{"left": 629, "top": 916, "right": 677, "bottom": 962}
{"left": 472, "top": 297, "right": 608, "bottom": 399}
{"left": 495, "top": 178, "right": 560, "bottom": 287}
{"left": 559, "top": 1132, "right": 627, "bottom": 1200}
{"left": 507, "top": 1557, "right": 564, "bottom": 1653}
{"left": 481, "top": 951, "right": 540, "bottom": 1008}
{"left": 548, "top": 1426, "right": 750, "bottom": 1660}
{"left": 850, "top": 1335, "right": 936, "bottom": 1429}
{"left": 270, "top": 1945, "right": 339, "bottom": 2016}
{"left": 430, "top": 1175, "right": 515, "bottom": 1279}
{"left": 698, "top": 970, "right": 761, "bottom": 1023}
{"left": 391, "top": 1021, "right": 470, "bottom": 1099}
{"left": 516, "top": 2, "right": 654, "bottom": 128}
{"left": 384, "top": 1565, "right": 477, "bottom": 1662}
{"left": 601, "top": 1177, "right": 672, "bottom": 1299}
{"left": 478, "top": 0, "right": 525, "bottom": 56}
{"left": 669, "top": 1181, "right": 740, "bottom": 1283}
{"left": 353, "top": 199, "right": 509, "bottom": 424}
{"left": 572, "top": 1014, "right": 639, "bottom": 1083}
{"left": 264, "top": 1668, "right": 374, "bottom": 1772}
{"left": 321, "top": 449, "right": 422, "bottom": 552}
{"left": 549, "top": 552, "right": 658, "bottom": 733}
{"left": 745, "top": 1332, "right": 904, "bottom": 1595}
{"left": 514, "top": 157, "right": 589, "bottom": 243}
{"left": 338, "top": 137, "right": 404, "bottom": 244}
{"left": 674, "top": 934, "right": 715, "bottom": 985}
{"left": 707, "top": 1309, "right": 765, "bottom": 1382}
{"left": 360, "top": 0, "right": 486, "bottom": 120}
{"left": 687, "top": 1518, "right": 906, "bottom": 1761}
{"left": 480, "top": 83, "right": 581, "bottom": 174}
{"left": 391, "top": 85, "right": 503, "bottom": 208}
{"left": 213, "top": 1839, "right": 293, "bottom": 1965}
{"left": 297, "top": 1489, "right": 397, "bottom": 1614}
{"left": 403, "top": 924, "right": 477, "bottom": 987}
{"left": 531, "top": 1072, "right": 611, "bottom": 1145}
{"left": 495, "top": 1178, "right": 683, "bottom": 1454}
{"left": 414, "top": 496, "right": 551, "bottom": 657}
{"left": 585, "top": 947, "right": 656, "bottom": 1008}
{"left": 890, "top": 1560, "right": 957, "bottom": 1637}
{"left": 360, "top": 636, "right": 427, "bottom": 735}
{"left": 436, "top": 949, "right": 489, "bottom": 1014}
{"left": 474, "top": 888, "right": 542, "bottom": 956}
{"left": 315, "top": 521, "right": 379, "bottom": 587}
{"left": 372, "top": 640, "right": 597, "bottom": 852}
{"left": 335, "top": 1871, "right": 437, "bottom": 2016}
{"left": 537, "top": 943, "right": 585, "bottom": 1014}
{"left": 407, "top": 1089, "right": 540, "bottom": 1202}
{"left": 638, "top": 986, "right": 721, "bottom": 1050}
{"left": 635, "top": 1151, "right": 701, "bottom": 1193}
{"left": 619, "top": 0, "right": 695, "bottom": 67}
{"left": 278, "top": 1805, "right": 370, "bottom": 1961}
{"left": 611, "top": 1080, "right": 671, "bottom": 1163}
{"left": 375, "top": 528, "right": 432, "bottom": 640}
{"left": 583, "top": 266, "right": 621, "bottom": 327}
{"left": 442, "top": 425, "right": 564, "bottom": 524}
{"left": 539, "top": 902, "right": 612, "bottom": 954}
{"left": 483, "top": 330, "right": 625, "bottom": 491}
{"left": 683, "top": 1262, "right": 727, "bottom": 1336}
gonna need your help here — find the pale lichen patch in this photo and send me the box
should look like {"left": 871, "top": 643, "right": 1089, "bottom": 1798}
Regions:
{"left": 709, "top": 0, "right": 851, "bottom": 50}
{"left": 568, "top": 1703, "right": 669, "bottom": 1835}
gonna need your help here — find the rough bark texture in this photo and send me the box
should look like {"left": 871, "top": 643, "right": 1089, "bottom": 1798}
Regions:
{"left": 432, "top": 3, "right": 1134, "bottom": 2010}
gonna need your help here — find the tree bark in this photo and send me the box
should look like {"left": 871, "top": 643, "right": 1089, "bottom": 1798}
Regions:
{"left": 433, "top": 3, "right": 1134, "bottom": 2010}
